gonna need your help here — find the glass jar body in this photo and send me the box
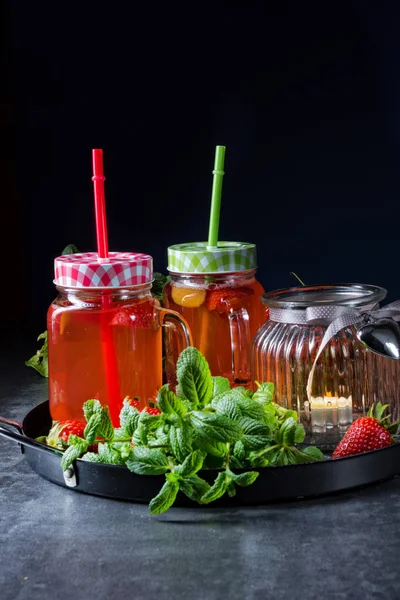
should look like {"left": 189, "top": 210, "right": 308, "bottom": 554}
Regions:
{"left": 164, "top": 270, "right": 266, "bottom": 385}
{"left": 251, "top": 284, "right": 400, "bottom": 441}
{"left": 48, "top": 285, "right": 162, "bottom": 424}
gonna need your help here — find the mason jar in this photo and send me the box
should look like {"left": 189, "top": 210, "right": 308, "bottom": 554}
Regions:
{"left": 48, "top": 252, "right": 191, "bottom": 426}
{"left": 164, "top": 242, "right": 266, "bottom": 386}
{"left": 251, "top": 284, "right": 400, "bottom": 442}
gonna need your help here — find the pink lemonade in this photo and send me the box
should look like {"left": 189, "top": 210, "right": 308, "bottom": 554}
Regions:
{"left": 48, "top": 295, "right": 163, "bottom": 423}
{"left": 48, "top": 252, "right": 190, "bottom": 425}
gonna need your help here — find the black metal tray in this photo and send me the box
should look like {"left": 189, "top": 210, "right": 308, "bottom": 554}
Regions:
{"left": 1, "top": 401, "right": 400, "bottom": 506}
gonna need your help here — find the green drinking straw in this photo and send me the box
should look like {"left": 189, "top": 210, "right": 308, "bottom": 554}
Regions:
{"left": 207, "top": 145, "right": 226, "bottom": 248}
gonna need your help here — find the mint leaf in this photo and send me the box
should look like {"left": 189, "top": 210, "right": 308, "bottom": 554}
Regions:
{"left": 200, "top": 472, "right": 230, "bottom": 504}
{"left": 211, "top": 376, "right": 231, "bottom": 398}
{"left": 215, "top": 394, "right": 242, "bottom": 421}
{"left": 193, "top": 435, "right": 227, "bottom": 457}
{"left": 233, "top": 440, "right": 246, "bottom": 461}
{"left": 25, "top": 331, "right": 49, "bottom": 378}
{"left": 126, "top": 447, "right": 169, "bottom": 475}
{"left": 138, "top": 409, "right": 164, "bottom": 433}
{"left": 228, "top": 470, "right": 260, "bottom": 487}
{"left": 84, "top": 413, "right": 102, "bottom": 444}
{"left": 60, "top": 436, "right": 89, "bottom": 471}
{"left": 253, "top": 382, "right": 274, "bottom": 405}
{"left": 229, "top": 455, "right": 244, "bottom": 469}
{"left": 280, "top": 409, "right": 298, "bottom": 422}
{"left": 153, "top": 425, "right": 169, "bottom": 446}
{"left": 179, "top": 475, "right": 210, "bottom": 502}
{"left": 82, "top": 452, "right": 103, "bottom": 463}
{"left": 237, "top": 397, "right": 265, "bottom": 421}
{"left": 149, "top": 479, "right": 179, "bottom": 514}
{"left": 175, "top": 449, "right": 206, "bottom": 477}
{"left": 61, "top": 445, "right": 84, "bottom": 470}
{"left": 97, "top": 410, "right": 114, "bottom": 441}
{"left": 227, "top": 482, "right": 237, "bottom": 497}
{"left": 157, "top": 385, "right": 187, "bottom": 417}
{"left": 295, "top": 446, "right": 324, "bottom": 463}
{"left": 263, "top": 403, "right": 280, "bottom": 429}
{"left": 112, "top": 428, "right": 127, "bottom": 440}
{"left": 248, "top": 452, "right": 269, "bottom": 468}
{"left": 119, "top": 398, "right": 140, "bottom": 436}
{"left": 61, "top": 244, "right": 79, "bottom": 255}
{"left": 269, "top": 447, "right": 298, "bottom": 466}
{"left": 294, "top": 424, "right": 305, "bottom": 444}
{"left": 112, "top": 441, "right": 132, "bottom": 460}
{"left": 275, "top": 417, "right": 298, "bottom": 447}
{"left": 190, "top": 412, "right": 243, "bottom": 444}
{"left": 272, "top": 403, "right": 298, "bottom": 423}
{"left": 134, "top": 423, "right": 148, "bottom": 445}
{"left": 25, "top": 353, "right": 48, "bottom": 378}
{"left": 239, "top": 417, "right": 272, "bottom": 450}
{"left": 97, "top": 443, "right": 126, "bottom": 465}
{"left": 169, "top": 422, "right": 192, "bottom": 462}
{"left": 83, "top": 399, "right": 103, "bottom": 422}
{"left": 176, "top": 347, "right": 213, "bottom": 409}
{"left": 217, "top": 387, "right": 265, "bottom": 420}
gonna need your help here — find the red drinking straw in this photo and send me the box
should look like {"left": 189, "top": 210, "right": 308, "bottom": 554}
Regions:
{"left": 92, "top": 149, "right": 109, "bottom": 258}
{"left": 92, "top": 149, "right": 121, "bottom": 425}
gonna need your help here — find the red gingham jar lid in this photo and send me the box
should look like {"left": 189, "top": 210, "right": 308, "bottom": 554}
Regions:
{"left": 54, "top": 252, "right": 153, "bottom": 288}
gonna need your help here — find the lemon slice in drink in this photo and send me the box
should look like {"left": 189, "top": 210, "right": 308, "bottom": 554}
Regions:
{"left": 171, "top": 286, "right": 206, "bottom": 308}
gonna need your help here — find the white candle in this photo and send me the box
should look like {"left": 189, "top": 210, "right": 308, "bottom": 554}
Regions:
{"left": 309, "top": 395, "right": 352, "bottom": 429}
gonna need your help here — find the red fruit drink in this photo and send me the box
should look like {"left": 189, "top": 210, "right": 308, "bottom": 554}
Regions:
{"left": 48, "top": 252, "right": 190, "bottom": 424}
{"left": 163, "top": 242, "right": 267, "bottom": 386}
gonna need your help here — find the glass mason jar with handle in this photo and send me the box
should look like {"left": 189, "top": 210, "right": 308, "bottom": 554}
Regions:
{"left": 48, "top": 252, "right": 191, "bottom": 425}
{"left": 251, "top": 284, "right": 400, "bottom": 442}
{"left": 163, "top": 242, "right": 266, "bottom": 386}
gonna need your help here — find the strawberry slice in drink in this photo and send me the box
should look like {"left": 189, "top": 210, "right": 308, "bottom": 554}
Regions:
{"left": 206, "top": 287, "right": 254, "bottom": 314}
{"left": 110, "top": 301, "right": 155, "bottom": 328}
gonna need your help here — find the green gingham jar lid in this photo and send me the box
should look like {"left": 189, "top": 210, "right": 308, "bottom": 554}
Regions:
{"left": 167, "top": 242, "right": 257, "bottom": 274}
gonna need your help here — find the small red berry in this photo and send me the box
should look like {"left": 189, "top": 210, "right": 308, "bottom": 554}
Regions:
{"left": 46, "top": 420, "right": 85, "bottom": 449}
{"left": 110, "top": 300, "right": 155, "bottom": 328}
{"left": 206, "top": 288, "right": 253, "bottom": 313}
{"left": 145, "top": 407, "right": 162, "bottom": 416}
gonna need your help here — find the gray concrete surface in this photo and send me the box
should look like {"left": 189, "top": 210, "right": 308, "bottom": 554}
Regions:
{"left": 1, "top": 345, "right": 400, "bottom": 600}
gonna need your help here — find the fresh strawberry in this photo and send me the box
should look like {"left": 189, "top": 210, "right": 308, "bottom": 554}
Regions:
{"left": 332, "top": 402, "right": 398, "bottom": 459}
{"left": 125, "top": 396, "right": 161, "bottom": 415}
{"left": 145, "top": 406, "right": 162, "bottom": 415}
{"left": 110, "top": 301, "right": 155, "bottom": 328}
{"left": 46, "top": 419, "right": 86, "bottom": 449}
{"left": 46, "top": 419, "right": 101, "bottom": 452}
{"left": 206, "top": 287, "right": 254, "bottom": 313}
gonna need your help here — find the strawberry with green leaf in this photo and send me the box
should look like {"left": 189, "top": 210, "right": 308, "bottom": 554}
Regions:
{"left": 332, "top": 403, "right": 399, "bottom": 459}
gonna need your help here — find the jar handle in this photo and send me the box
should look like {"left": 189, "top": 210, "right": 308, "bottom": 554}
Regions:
{"left": 158, "top": 308, "right": 193, "bottom": 385}
{"left": 227, "top": 303, "right": 252, "bottom": 384}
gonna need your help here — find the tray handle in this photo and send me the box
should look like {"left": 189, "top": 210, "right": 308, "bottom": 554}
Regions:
{"left": 0, "top": 415, "right": 23, "bottom": 434}
{"left": 0, "top": 416, "right": 60, "bottom": 456}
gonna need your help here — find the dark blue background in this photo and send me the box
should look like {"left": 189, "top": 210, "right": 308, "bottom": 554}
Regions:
{"left": 2, "top": 0, "right": 400, "bottom": 337}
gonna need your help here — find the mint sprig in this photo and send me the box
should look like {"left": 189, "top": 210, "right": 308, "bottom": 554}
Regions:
{"left": 57, "top": 347, "right": 324, "bottom": 514}
{"left": 25, "top": 331, "right": 49, "bottom": 378}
